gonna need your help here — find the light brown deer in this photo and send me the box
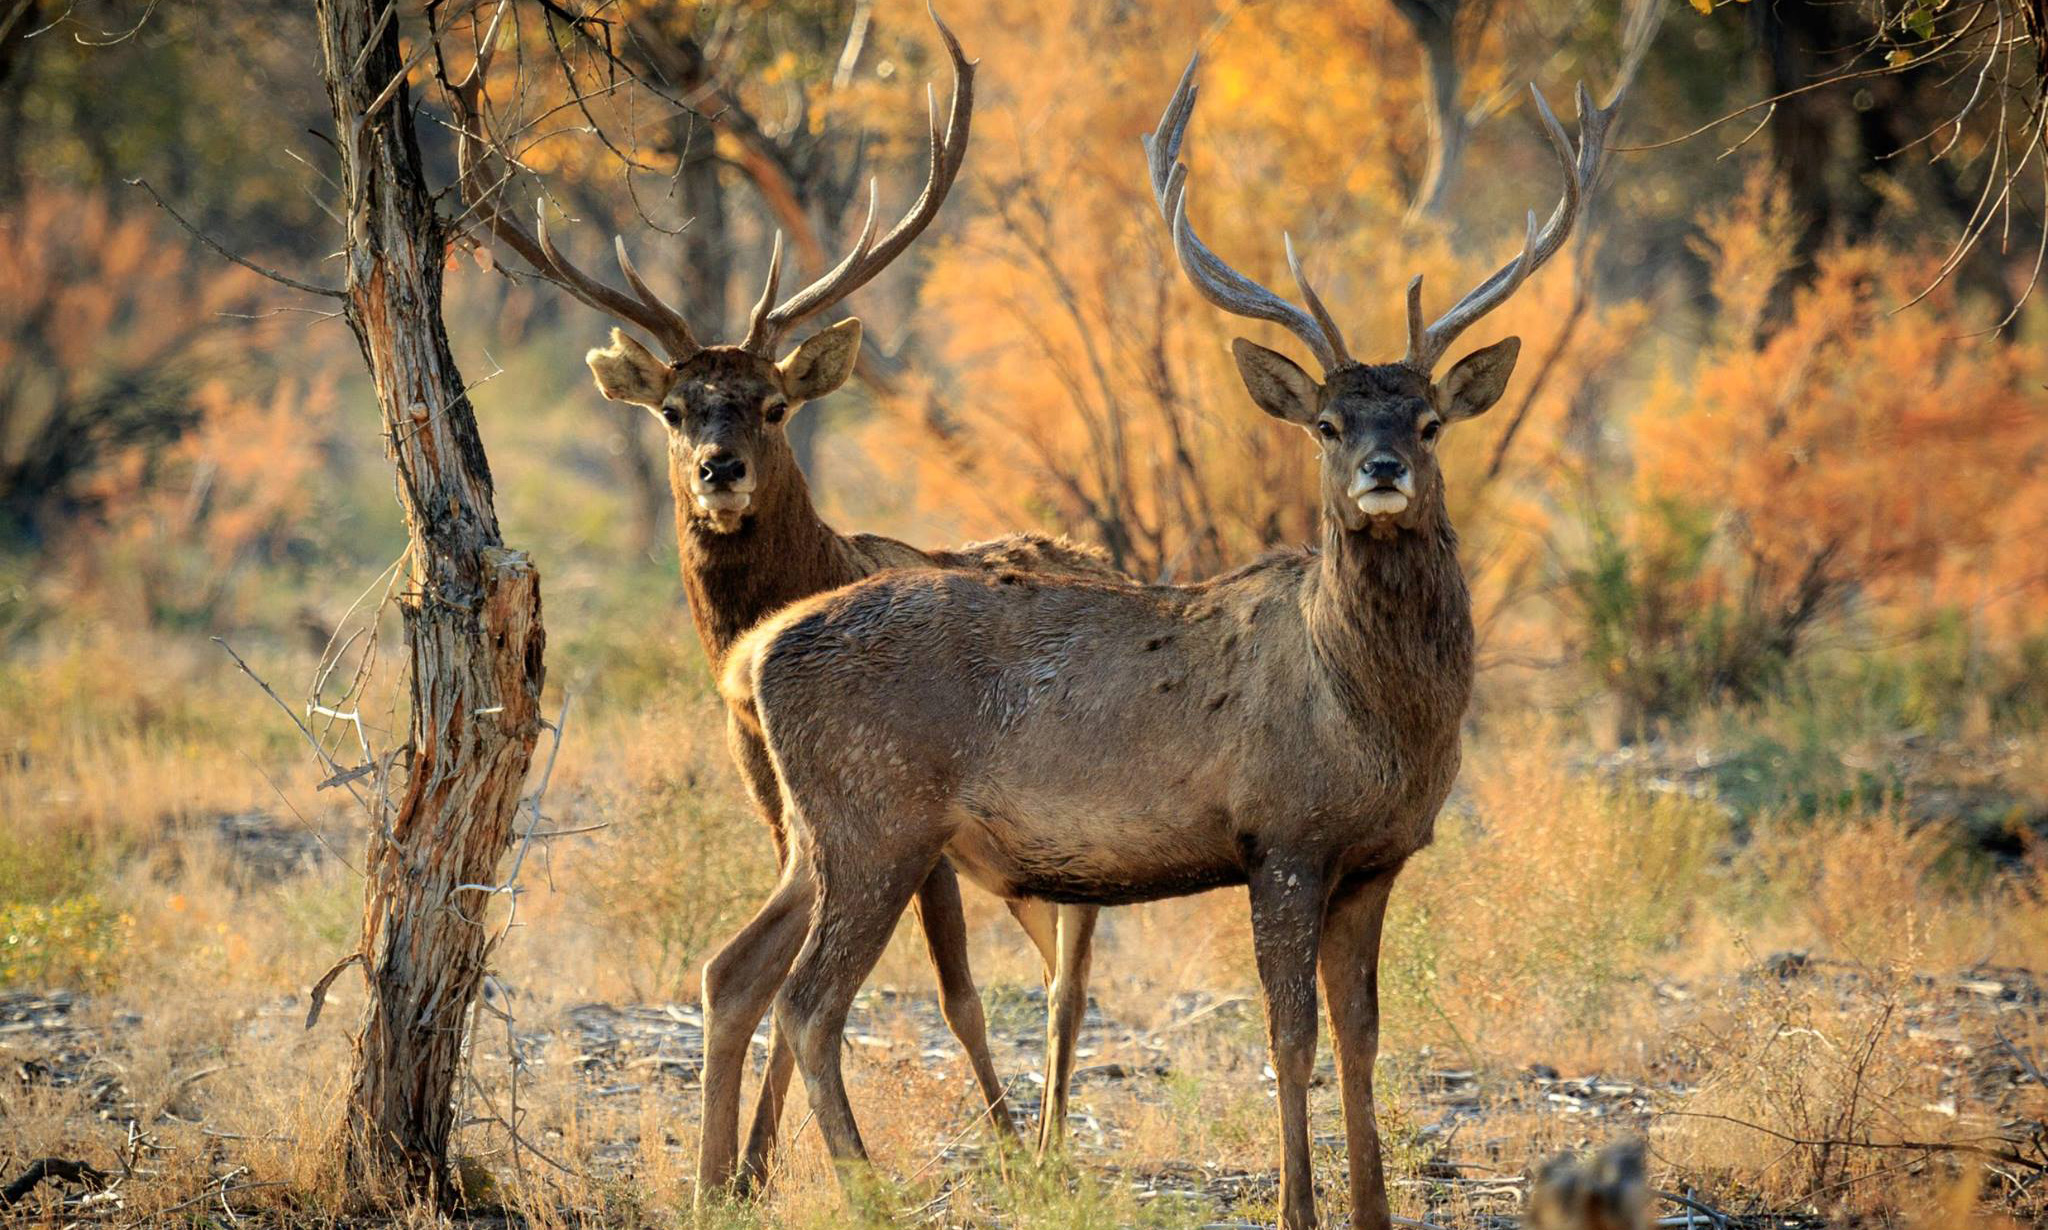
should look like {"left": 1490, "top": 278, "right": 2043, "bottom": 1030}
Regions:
{"left": 441, "top": 5, "right": 1109, "bottom": 1193}
{"left": 704, "top": 55, "right": 1622, "bottom": 1230}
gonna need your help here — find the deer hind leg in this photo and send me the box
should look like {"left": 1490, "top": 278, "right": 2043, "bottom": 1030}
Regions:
{"left": 912, "top": 859, "right": 1019, "bottom": 1139}
{"left": 696, "top": 865, "right": 814, "bottom": 1204}
{"left": 1248, "top": 858, "right": 1328, "bottom": 1230}
{"left": 1037, "top": 904, "right": 1097, "bottom": 1156}
{"left": 1319, "top": 865, "right": 1401, "bottom": 1230}
{"left": 777, "top": 829, "right": 946, "bottom": 1191}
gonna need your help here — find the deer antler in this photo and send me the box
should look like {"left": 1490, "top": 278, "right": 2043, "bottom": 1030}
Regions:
{"left": 1143, "top": 54, "right": 1352, "bottom": 374}
{"left": 443, "top": 2, "right": 702, "bottom": 360}
{"left": 1402, "top": 81, "right": 1623, "bottom": 374}
{"left": 738, "top": 2, "right": 975, "bottom": 355}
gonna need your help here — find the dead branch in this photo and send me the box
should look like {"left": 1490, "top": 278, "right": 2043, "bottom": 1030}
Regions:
{"left": 1655, "top": 1109, "right": 2048, "bottom": 1173}
{"left": 0, "top": 1158, "right": 109, "bottom": 1209}
{"left": 126, "top": 178, "right": 344, "bottom": 298}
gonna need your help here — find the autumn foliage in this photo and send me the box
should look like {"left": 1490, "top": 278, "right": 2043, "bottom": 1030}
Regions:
{"left": 1, "top": 0, "right": 2042, "bottom": 723}
{"left": 1570, "top": 175, "right": 2048, "bottom": 722}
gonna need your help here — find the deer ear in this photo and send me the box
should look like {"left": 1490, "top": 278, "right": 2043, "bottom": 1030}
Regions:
{"left": 585, "top": 328, "right": 674, "bottom": 409}
{"left": 1231, "top": 338, "right": 1320, "bottom": 426}
{"left": 1439, "top": 337, "right": 1521, "bottom": 422}
{"left": 778, "top": 318, "right": 863, "bottom": 404}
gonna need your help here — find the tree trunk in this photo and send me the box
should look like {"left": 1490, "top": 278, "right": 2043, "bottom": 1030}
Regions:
{"left": 1392, "top": 0, "right": 1466, "bottom": 220}
{"left": 0, "top": 0, "right": 41, "bottom": 204}
{"left": 314, "top": 0, "right": 545, "bottom": 1204}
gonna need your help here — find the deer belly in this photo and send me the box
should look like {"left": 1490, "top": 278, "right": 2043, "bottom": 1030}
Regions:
{"left": 946, "top": 789, "right": 1242, "bottom": 907}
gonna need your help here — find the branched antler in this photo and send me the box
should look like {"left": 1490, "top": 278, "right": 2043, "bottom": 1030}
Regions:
{"left": 1146, "top": 53, "right": 1628, "bottom": 376}
{"left": 438, "top": 0, "right": 971, "bottom": 360}
{"left": 738, "top": 1, "right": 975, "bottom": 355}
{"left": 1403, "top": 81, "right": 1622, "bottom": 374}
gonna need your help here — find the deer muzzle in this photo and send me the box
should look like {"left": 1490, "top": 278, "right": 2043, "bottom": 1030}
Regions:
{"left": 1348, "top": 459, "right": 1414, "bottom": 517}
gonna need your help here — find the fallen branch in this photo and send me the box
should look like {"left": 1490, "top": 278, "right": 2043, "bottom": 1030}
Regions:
{"left": 1654, "top": 1187, "right": 1732, "bottom": 1229}
{"left": 1, "top": 1158, "right": 110, "bottom": 1209}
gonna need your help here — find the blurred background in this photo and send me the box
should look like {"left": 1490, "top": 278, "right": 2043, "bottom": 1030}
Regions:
{"left": 2, "top": 0, "right": 2046, "bottom": 1224}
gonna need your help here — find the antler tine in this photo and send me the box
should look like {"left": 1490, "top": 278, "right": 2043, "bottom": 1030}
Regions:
{"left": 443, "top": 5, "right": 700, "bottom": 360}
{"left": 1404, "top": 275, "right": 1426, "bottom": 363}
{"left": 1143, "top": 54, "right": 1202, "bottom": 219}
{"left": 1403, "top": 78, "right": 1625, "bottom": 373}
{"left": 744, "top": 1, "right": 975, "bottom": 354}
{"left": 1285, "top": 233, "right": 1352, "bottom": 368}
{"left": 614, "top": 234, "right": 690, "bottom": 334}
{"left": 1145, "top": 53, "right": 1345, "bottom": 374}
{"left": 739, "top": 231, "right": 786, "bottom": 354}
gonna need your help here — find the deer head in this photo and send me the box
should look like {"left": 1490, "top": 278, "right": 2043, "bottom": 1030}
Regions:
{"left": 1145, "top": 56, "right": 1618, "bottom": 537}
{"left": 447, "top": 3, "right": 973, "bottom": 534}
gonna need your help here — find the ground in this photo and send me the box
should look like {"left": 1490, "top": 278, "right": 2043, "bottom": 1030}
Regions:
{"left": 4, "top": 634, "right": 2047, "bottom": 1228}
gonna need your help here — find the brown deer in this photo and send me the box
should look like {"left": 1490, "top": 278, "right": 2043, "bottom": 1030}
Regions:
{"left": 441, "top": 5, "right": 1109, "bottom": 1193}
{"left": 703, "top": 55, "right": 1621, "bottom": 1230}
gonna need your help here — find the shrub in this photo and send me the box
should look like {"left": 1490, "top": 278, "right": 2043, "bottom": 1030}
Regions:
{"left": 1561, "top": 170, "right": 2048, "bottom": 729}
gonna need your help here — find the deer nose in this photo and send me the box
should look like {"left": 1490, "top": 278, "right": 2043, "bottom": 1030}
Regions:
{"left": 1363, "top": 455, "right": 1408, "bottom": 485}
{"left": 699, "top": 452, "right": 748, "bottom": 487}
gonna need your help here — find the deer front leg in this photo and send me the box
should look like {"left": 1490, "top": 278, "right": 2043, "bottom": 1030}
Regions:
{"left": 912, "top": 860, "right": 1019, "bottom": 1139}
{"left": 1038, "top": 904, "right": 1097, "bottom": 1156}
{"left": 1248, "top": 858, "right": 1327, "bottom": 1230}
{"left": 1319, "top": 865, "right": 1401, "bottom": 1230}
{"left": 727, "top": 715, "right": 803, "bottom": 1195}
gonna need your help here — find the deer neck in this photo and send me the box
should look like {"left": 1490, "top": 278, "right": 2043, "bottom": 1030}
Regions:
{"left": 1306, "top": 489, "right": 1473, "bottom": 734}
{"left": 673, "top": 454, "right": 863, "bottom": 666}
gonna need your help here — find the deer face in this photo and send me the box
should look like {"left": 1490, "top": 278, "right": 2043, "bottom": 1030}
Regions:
{"left": 585, "top": 321, "right": 863, "bottom": 533}
{"left": 1229, "top": 337, "right": 1520, "bottom": 534}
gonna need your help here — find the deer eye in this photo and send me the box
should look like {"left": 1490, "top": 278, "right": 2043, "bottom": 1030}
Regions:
{"left": 1420, "top": 419, "right": 1441, "bottom": 443}
{"left": 763, "top": 400, "right": 788, "bottom": 425}
{"left": 1315, "top": 420, "right": 1339, "bottom": 442}
{"left": 660, "top": 406, "right": 681, "bottom": 427}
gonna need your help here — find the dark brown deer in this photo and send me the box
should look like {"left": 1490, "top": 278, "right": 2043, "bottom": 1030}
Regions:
{"left": 704, "top": 55, "right": 1622, "bottom": 1230}
{"left": 442, "top": 5, "right": 1110, "bottom": 1193}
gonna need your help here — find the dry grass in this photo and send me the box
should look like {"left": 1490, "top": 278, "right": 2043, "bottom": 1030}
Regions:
{"left": 2, "top": 620, "right": 2045, "bottom": 1227}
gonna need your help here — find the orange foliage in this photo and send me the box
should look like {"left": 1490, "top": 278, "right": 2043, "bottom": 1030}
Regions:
{"left": 0, "top": 186, "right": 260, "bottom": 535}
{"left": 1632, "top": 172, "right": 2048, "bottom": 652}
{"left": 81, "top": 376, "right": 338, "bottom": 626}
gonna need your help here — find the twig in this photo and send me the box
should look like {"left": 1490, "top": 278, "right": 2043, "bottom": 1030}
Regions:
{"left": 126, "top": 178, "right": 343, "bottom": 298}
{"left": 909, "top": 1072, "right": 1019, "bottom": 1178}
{"left": 1653, "top": 1109, "right": 2047, "bottom": 1172}
{"left": 1996, "top": 1027, "right": 2047, "bottom": 1088}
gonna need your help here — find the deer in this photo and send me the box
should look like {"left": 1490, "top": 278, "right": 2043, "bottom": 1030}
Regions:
{"left": 439, "top": 4, "right": 1111, "bottom": 1194}
{"left": 700, "top": 53, "right": 1622, "bottom": 1230}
